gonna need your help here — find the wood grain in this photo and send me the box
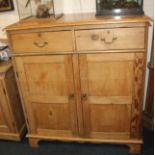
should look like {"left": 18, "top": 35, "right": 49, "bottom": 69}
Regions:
{"left": 76, "top": 28, "right": 145, "bottom": 51}
{"left": 14, "top": 55, "right": 78, "bottom": 137}
{"left": 79, "top": 53, "right": 135, "bottom": 138}
{"left": 5, "top": 14, "right": 150, "bottom": 153}
{"left": 131, "top": 53, "right": 145, "bottom": 138}
{"left": 5, "top": 14, "right": 150, "bottom": 31}
{"left": 0, "top": 61, "right": 26, "bottom": 141}
{"left": 11, "top": 31, "right": 73, "bottom": 53}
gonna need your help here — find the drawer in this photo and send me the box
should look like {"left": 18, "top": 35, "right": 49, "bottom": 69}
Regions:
{"left": 11, "top": 31, "right": 73, "bottom": 53}
{"left": 75, "top": 28, "right": 145, "bottom": 51}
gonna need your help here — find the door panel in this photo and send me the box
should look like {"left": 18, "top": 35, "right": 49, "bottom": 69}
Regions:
{"left": 33, "top": 103, "right": 70, "bottom": 130}
{"left": 15, "top": 55, "right": 78, "bottom": 137}
{"left": 87, "top": 61, "right": 133, "bottom": 96}
{"left": 0, "top": 82, "right": 13, "bottom": 133}
{"left": 0, "top": 103, "right": 10, "bottom": 133}
{"left": 79, "top": 53, "right": 144, "bottom": 139}
{"left": 90, "top": 104, "right": 131, "bottom": 132}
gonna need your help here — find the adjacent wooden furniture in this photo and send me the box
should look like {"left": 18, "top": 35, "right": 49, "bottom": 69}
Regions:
{"left": 5, "top": 14, "right": 150, "bottom": 153}
{"left": 0, "top": 61, "right": 26, "bottom": 141}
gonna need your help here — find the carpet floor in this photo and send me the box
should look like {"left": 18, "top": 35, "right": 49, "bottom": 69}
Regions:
{"left": 0, "top": 128, "right": 153, "bottom": 155}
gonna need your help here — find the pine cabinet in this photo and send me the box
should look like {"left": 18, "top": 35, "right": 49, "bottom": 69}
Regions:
{"left": 6, "top": 14, "right": 150, "bottom": 153}
{"left": 0, "top": 61, "right": 26, "bottom": 141}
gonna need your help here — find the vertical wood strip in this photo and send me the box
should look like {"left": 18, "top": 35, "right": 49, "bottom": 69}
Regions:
{"left": 131, "top": 53, "right": 145, "bottom": 138}
{"left": 79, "top": 54, "right": 91, "bottom": 137}
{"left": 14, "top": 57, "right": 38, "bottom": 134}
{"left": 64, "top": 55, "right": 78, "bottom": 136}
{"left": 72, "top": 54, "right": 84, "bottom": 136}
{"left": 11, "top": 58, "right": 31, "bottom": 133}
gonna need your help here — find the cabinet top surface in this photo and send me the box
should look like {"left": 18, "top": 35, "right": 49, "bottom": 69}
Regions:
{"left": 5, "top": 13, "right": 150, "bottom": 31}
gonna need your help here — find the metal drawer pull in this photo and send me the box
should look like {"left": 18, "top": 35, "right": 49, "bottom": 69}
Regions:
{"left": 69, "top": 94, "right": 75, "bottom": 100}
{"left": 101, "top": 37, "right": 117, "bottom": 44}
{"left": 81, "top": 94, "right": 88, "bottom": 100}
{"left": 34, "top": 41, "right": 48, "bottom": 48}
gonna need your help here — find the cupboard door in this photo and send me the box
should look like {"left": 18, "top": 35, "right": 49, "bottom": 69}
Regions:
{"left": 14, "top": 55, "right": 78, "bottom": 137}
{"left": 79, "top": 53, "right": 145, "bottom": 139}
{"left": 0, "top": 82, "right": 14, "bottom": 133}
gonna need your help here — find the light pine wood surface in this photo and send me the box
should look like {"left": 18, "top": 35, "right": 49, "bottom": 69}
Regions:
{"left": 0, "top": 61, "right": 26, "bottom": 141}
{"left": 75, "top": 28, "right": 145, "bottom": 51}
{"left": 11, "top": 31, "right": 73, "bottom": 53}
{"left": 6, "top": 14, "right": 150, "bottom": 153}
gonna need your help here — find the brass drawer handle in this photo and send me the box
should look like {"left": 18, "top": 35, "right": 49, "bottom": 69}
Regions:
{"left": 101, "top": 37, "right": 117, "bottom": 44}
{"left": 34, "top": 41, "right": 48, "bottom": 48}
{"left": 81, "top": 94, "right": 88, "bottom": 101}
{"left": 69, "top": 93, "right": 75, "bottom": 100}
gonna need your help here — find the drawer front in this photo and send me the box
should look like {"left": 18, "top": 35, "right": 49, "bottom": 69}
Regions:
{"left": 11, "top": 31, "right": 73, "bottom": 53}
{"left": 75, "top": 28, "right": 145, "bottom": 51}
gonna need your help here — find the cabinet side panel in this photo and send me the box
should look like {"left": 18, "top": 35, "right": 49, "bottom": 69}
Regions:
{"left": 0, "top": 81, "right": 10, "bottom": 133}
{"left": 4, "top": 68, "right": 25, "bottom": 131}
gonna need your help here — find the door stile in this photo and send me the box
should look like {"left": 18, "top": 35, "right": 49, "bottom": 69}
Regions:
{"left": 79, "top": 54, "right": 91, "bottom": 137}
{"left": 64, "top": 55, "right": 79, "bottom": 136}
{"left": 72, "top": 54, "right": 85, "bottom": 137}
{"left": 130, "top": 53, "right": 145, "bottom": 139}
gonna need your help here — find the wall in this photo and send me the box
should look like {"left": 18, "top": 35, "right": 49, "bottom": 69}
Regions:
{"left": 0, "top": 0, "right": 19, "bottom": 39}
{"left": 143, "top": 0, "right": 154, "bottom": 109}
{"left": 62, "top": 0, "right": 95, "bottom": 13}
{"left": 144, "top": 0, "right": 154, "bottom": 19}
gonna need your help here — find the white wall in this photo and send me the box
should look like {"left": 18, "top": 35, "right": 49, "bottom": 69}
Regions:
{"left": 144, "top": 0, "right": 154, "bottom": 19}
{"left": 62, "top": 0, "right": 95, "bottom": 13}
{"left": 143, "top": 0, "right": 154, "bottom": 109}
{"left": 0, "top": 0, "right": 19, "bottom": 39}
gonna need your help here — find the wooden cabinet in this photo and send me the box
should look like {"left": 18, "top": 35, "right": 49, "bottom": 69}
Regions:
{"left": 0, "top": 61, "right": 26, "bottom": 141}
{"left": 6, "top": 14, "right": 150, "bottom": 153}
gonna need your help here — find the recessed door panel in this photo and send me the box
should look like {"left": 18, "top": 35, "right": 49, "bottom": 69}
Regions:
{"left": 0, "top": 82, "right": 12, "bottom": 133}
{"left": 33, "top": 103, "right": 71, "bottom": 130}
{"left": 0, "top": 103, "right": 10, "bottom": 133}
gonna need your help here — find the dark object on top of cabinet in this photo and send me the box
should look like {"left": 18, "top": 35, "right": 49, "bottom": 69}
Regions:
{"left": 96, "top": 0, "right": 144, "bottom": 16}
